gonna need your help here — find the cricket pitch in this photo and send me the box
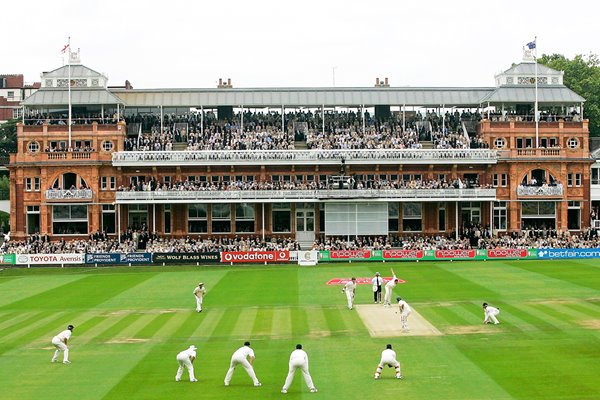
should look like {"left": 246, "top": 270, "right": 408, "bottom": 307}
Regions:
{"left": 355, "top": 304, "right": 443, "bottom": 337}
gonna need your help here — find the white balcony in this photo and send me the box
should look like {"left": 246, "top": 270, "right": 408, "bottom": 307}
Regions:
{"left": 45, "top": 189, "right": 93, "bottom": 201}
{"left": 112, "top": 149, "right": 499, "bottom": 166}
{"left": 516, "top": 185, "right": 564, "bottom": 197}
{"left": 115, "top": 188, "right": 497, "bottom": 204}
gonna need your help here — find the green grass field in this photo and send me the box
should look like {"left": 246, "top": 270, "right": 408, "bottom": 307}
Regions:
{"left": 1, "top": 259, "right": 599, "bottom": 400}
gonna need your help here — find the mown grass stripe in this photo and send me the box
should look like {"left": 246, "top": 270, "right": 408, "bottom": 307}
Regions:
{"left": 190, "top": 308, "right": 228, "bottom": 340}
{"left": 94, "top": 314, "right": 147, "bottom": 341}
{"left": 135, "top": 312, "right": 177, "bottom": 339}
{"left": 110, "top": 313, "right": 158, "bottom": 339}
{"left": 322, "top": 305, "right": 348, "bottom": 335}
{"left": 271, "top": 307, "right": 292, "bottom": 338}
{"left": 503, "top": 304, "right": 557, "bottom": 334}
{"left": 0, "top": 311, "right": 42, "bottom": 333}
{"left": 251, "top": 306, "right": 274, "bottom": 337}
{"left": 529, "top": 303, "right": 583, "bottom": 328}
{"left": 232, "top": 307, "right": 258, "bottom": 339}
{"left": 566, "top": 301, "right": 600, "bottom": 317}
{"left": 0, "top": 311, "right": 71, "bottom": 342}
{"left": 74, "top": 313, "right": 134, "bottom": 346}
{"left": 291, "top": 305, "right": 309, "bottom": 337}
{"left": 169, "top": 311, "right": 205, "bottom": 343}
{"left": 306, "top": 306, "right": 328, "bottom": 337}
{"left": 149, "top": 310, "right": 189, "bottom": 339}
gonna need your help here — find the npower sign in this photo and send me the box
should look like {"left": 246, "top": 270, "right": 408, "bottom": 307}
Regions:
{"left": 16, "top": 253, "right": 85, "bottom": 265}
{"left": 487, "top": 249, "right": 528, "bottom": 258}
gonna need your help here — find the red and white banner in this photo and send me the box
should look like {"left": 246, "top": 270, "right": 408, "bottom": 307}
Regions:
{"left": 382, "top": 249, "right": 423, "bottom": 259}
{"left": 327, "top": 277, "right": 402, "bottom": 285}
{"left": 330, "top": 250, "right": 371, "bottom": 259}
{"left": 487, "top": 249, "right": 528, "bottom": 258}
{"left": 16, "top": 253, "right": 85, "bottom": 265}
{"left": 221, "top": 251, "right": 290, "bottom": 263}
{"left": 434, "top": 249, "right": 475, "bottom": 259}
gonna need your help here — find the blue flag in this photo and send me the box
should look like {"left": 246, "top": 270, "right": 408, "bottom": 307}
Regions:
{"left": 526, "top": 41, "right": 536, "bottom": 50}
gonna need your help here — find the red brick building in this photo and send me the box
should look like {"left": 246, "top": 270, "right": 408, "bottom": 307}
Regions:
{"left": 0, "top": 74, "right": 40, "bottom": 123}
{"left": 10, "top": 58, "right": 590, "bottom": 246}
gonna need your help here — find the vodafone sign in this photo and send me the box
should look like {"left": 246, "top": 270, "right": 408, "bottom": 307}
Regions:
{"left": 487, "top": 249, "right": 528, "bottom": 258}
{"left": 382, "top": 249, "right": 423, "bottom": 260}
{"left": 330, "top": 250, "right": 371, "bottom": 259}
{"left": 434, "top": 249, "right": 475, "bottom": 259}
{"left": 221, "top": 251, "right": 290, "bottom": 263}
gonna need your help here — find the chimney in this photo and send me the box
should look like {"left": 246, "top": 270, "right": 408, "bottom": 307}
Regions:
{"left": 218, "top": 78, "right": 223, "bottom": 86}
{"left": 384, "top": 77, "right": 388, "bottom": 86}
{"left": 376, "top": 78, "right": 380, "bottom": 86}
{"left": 227, "top": 78, "right": 231, "bottom": 86}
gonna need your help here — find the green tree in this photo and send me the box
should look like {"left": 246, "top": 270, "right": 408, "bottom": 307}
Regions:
{"left": 538, "top": 53, "right": 600, "bottom": 136}
{"left": 0, "top": 118, "right": 18, "bottom": 156}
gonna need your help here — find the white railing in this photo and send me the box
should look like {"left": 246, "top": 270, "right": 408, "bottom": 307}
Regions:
{"left": 516, "top": 185, "right": 564, "bottom": 197}
{"left": 112, "top": 149, "right": 498, "bottom": 166}
{"left": 45, "top": 189, "right": 93, "bottom": 200}
{"left": 116, "top": 188, "right": 497, "bottom": 203}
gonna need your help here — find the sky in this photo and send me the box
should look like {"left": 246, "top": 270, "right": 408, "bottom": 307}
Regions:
{"left": 3, "top": 0, "right": 599, "bottom": 89}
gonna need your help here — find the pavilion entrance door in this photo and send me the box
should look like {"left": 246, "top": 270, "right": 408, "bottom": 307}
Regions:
{"left": 296, "top": 207, "right": 315, "bottom": 247}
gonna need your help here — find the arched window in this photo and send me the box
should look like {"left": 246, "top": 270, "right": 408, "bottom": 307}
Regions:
{"left": 52, "top": 172, "right": 88, "bottom": 190}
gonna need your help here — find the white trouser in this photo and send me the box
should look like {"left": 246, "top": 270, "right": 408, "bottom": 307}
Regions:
{"left": 176, "top": 355, "right": 195, "bottom": 381}
{"left": 51, "top": 337, "right": 69, "bottom": 362}
{"left": 345, "top": 291, "right": 354, "bottom": 309}
{"left": 224, "top": 356, "right": 259, "bottom": 385}
{"left": 283, "top": 358, "right": 314, "bottom": 391}
{"left": 379, "top": 355, "right": 400, "bottom": 368}
{"left": 195, "top": 296, "right": 203, "bottom": 312}
{"left": 384, "top": 287, "right": 393, "bottom": 305}
{"left": 401, "top": 310, "right": 411, "bottom": 328}
{"left": 484, "top": 310, "right": 500, "bottom": 324}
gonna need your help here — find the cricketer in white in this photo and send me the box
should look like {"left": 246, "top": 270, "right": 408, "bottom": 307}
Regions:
{"left": 193, "top": 282, "right": 206, "bottom": 312}
{"left": 374, "top": 344, "right": 403, "bottom": 379}
{"left": 483, "top": 302, "right": 500, "bottom": 324}
{"left": 342, "top": 277, "right": 357, "bottom": 310}
{"left": 224, "top": 341, "right": 262, "bottom": 387}
{"left": 51, "top": 324, "right": 74, "bottom": 364}
{"left": 281, "top": 344, "right": 317, "bottom": 394}
{"left": 175, "top": 345, "right": 198, "bottom": 382}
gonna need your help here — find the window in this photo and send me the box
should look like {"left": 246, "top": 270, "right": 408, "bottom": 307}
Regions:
{"left": 34, "top": 177, "right": 40, "bottom": 191}
{"left": 102, "top": 141, "right": 113, "bottom": 151}
{"left": 593, "top": 167, "right": 600, "bottom": 185}
{"left": 101, "top": 177, "right": 108, "bottom": 190}
{"left": 567, "top": 138, "right": 579, "bottom": 149}
{"left": 388, "top": 202, "right": 399, "bottom": 232}
{"left": 102, "top": 204, "right": 116, "bottom": 234}
{"left": 494, "top": 138, "right": 506, "bottom": 149}
{"left": 164, "top": 204, "right": 171, "bottom": 234}
{"left": 27, "top": 141, "right": 40, "bottom": 153}
{"left": 52, "top": 205, "right": 88, "bottom": 235}
{"left": 272, "top": 203, "right": 291, "bottom": 233}
{"left": 128, "top": 204, "right": 148, "bottom": 230}
{"left": 45, "top": 79, "right": 53, "bottom": 87}
{"left": 493, "top": 201, "right": 507, "bottom": 231}
{"left": 461, "top": 202, "right": 481, "bottom": 226}
{"left": 110, "top": 177, "right": 116, "bottom": 190}
{"left": 402, "top": 202, "right": 422, "bottom": 232}
{"left": 13, "top": 108, "right": 22, "bottom": 119}
{"left": 25, "top": 177, "right": 32, "bottom": 191}
{"left": 438, "top": 202, "right": 446, "bottom": 231}
{"left": 438, "top": 174, "right": 446, "bottom": 182}
{"left": 212, "top": 203, "right": 231, "bottom": 233}
{"left": 568, "top": 173, "right": 582, "bottom": 187}
{"left": 235, "top": 203, "right": 255, "bottom": 233}
{"left": 568, "top": 201, "right": 581, "bottom": 230}
{"left": 501, "top": 174, "right": 508, "bottom": 187}
{"left": 493, "top": 173, "right": 507, "bottom": 187}
{"left": 188, "top": 204, "right": 207, "bottom": 233}
{"left": 27, "top": 205, "right": 40, "bottom": 234}
{"left": 7, "top": 91, "right": 14, "bottom": 100}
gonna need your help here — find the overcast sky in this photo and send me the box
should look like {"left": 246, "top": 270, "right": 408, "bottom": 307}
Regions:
{"left": 3, "top": 0, "right": 598, "bottom": 89}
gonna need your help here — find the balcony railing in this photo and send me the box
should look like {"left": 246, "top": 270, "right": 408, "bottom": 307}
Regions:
{"left": 112, "top": 149, "right": 499, "bottom": 166}
{"left": 45, "top": 189, "right": 93, "bottom": 201}
{"left": 115, "top": 188, "right": 497, "bottom": 203}
{"left": 516, "top": 185, "right": 564, "bottom": 197}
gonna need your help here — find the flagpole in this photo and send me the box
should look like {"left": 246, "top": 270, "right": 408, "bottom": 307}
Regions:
{"left": 534, "top": 36, "right": 538, "bottom": 148}
{"left": 67, "top": 37, "right": 72, "bottom": 149}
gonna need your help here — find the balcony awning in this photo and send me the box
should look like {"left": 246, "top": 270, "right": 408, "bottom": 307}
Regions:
{"left": 481, "top": 86, "right": 585, "bottom": 104}
{"left": 22, "top": 89, "right": 123, "bottom": 106}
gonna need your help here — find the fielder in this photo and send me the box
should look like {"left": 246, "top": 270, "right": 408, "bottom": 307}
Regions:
{"left": 397, "top": 297, "right": 412, "bottom": 330}
{"left": 372, "top": 272, "right": 383, "bottom": 303}
{"left": 281, "top": 344, "right": 317, "bottom": 394}
{"left": 483, "top": 302, "right": 500, "bottom": 324}
{"left": 383, "top": 269, "right": 399, "bottom": 307}
{"left": 175, "top": 345, "right": 198, "bottom": 382}
{"left": 374, "top": 344, "right": 403, "bottom": 380}
{"left": 342, "top": 277, "right": 357, "bottom": 310}
{"left": 193, "top": 282, "right": 206, "bottom": 312}
{"left": 51, "top": 324, "right": 74, "bottom": 364}
{"left": 224, "top": 341, "right": 262, "bottom": 387}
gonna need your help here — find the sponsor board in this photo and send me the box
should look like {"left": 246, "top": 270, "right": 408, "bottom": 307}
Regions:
{"left": 487, "top": 249, "right": 529, "bottom": 258}
{"left": 538, "top": 248, "right": 600, "bottom": 259}
{"left": 326, "top": 277, "right": 404, "bottom": 285}
{"left": 16, "top": 253, "right": 85, "bottom": 265}
{"left": 297, "top": 250, "right": 318, "bottom": 266}
{"left": 1, "top": 254, "right": 15, "bottom": 264}
{"left": 382, "top": 249, "right": 423, "bottom": 260}
{"left": 329, "top": 250, "right": 371, "bottom": 259}
{"left": 434, "top": 249, "right": 476, "bottom": 259}
{"left": 85, "top": 253, "right": 152, "bottom": 264}
{"left": 221, "top": 251, "right": 290, "bottom": 263}
{"left": 152, "top": 252, "right": 221, "bottom": 264}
